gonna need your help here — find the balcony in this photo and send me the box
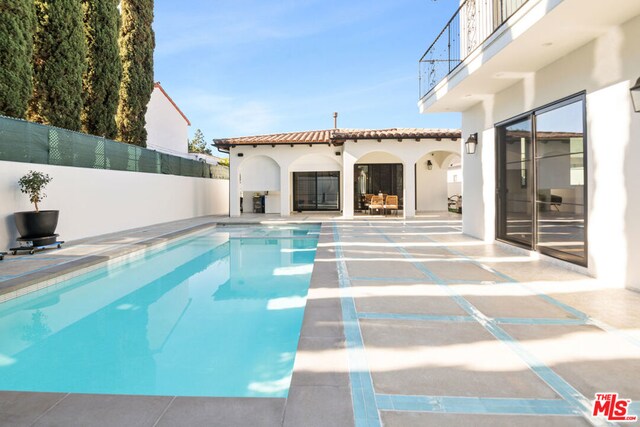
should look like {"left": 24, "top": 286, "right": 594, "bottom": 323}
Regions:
{"left": 418, "top": 0, "right": 640, "bottom": 113}
{"left": 419, "top": 0, "right": 529, "bottom": 101}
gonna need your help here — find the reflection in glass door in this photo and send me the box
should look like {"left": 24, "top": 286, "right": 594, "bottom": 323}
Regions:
{"left": 497, "top": 119, "right": 533, "bottom": 246}
{"left": 535, "top": 99, "right": 586, "bottom": 264}
{"left": 496, "top": 94, "right": 587, "bottom": 266}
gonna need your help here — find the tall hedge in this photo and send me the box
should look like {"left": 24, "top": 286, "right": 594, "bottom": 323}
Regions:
{"left": 116, "top": 0, "right": 155, "bottom": 147}
{"left": 82, "top": 0, "right": 121, "bottom": 138}
{"left": 0, "top": 0, "right": 35, "bottom": 118}
{"left": 28, "top": 0, "right": 87, "bottom": 131}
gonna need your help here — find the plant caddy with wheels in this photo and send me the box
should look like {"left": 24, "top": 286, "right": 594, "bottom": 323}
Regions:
{"left": 10, "top": 171, "right": 64, "bottom": 255}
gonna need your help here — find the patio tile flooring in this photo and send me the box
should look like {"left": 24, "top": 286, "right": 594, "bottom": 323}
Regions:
{"left": 1, "top": 212, "right": 640, "bottom": 426}
{"left": 330, "top": 214, "right": 640, "bottom": 426}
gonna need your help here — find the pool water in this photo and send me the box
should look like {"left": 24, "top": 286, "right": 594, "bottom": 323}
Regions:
{"left": 0, "top": 224, "right": 320, "bottom": 397}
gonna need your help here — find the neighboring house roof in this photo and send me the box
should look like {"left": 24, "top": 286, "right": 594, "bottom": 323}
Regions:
{"left": 153, "top": 82, "right": 191, "bottom": 126}
{"left": 213, "top": 128, "right": 460, "bottom": 149}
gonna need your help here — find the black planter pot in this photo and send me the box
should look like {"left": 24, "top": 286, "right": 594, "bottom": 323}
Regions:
{"left": 14, "top": 210, "right": 59, "bottom": 239}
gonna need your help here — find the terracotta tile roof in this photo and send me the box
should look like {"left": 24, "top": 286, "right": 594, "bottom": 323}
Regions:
{"left": 333, "top": 128, "right": 460, "bottom": 141}
{"left": 213, "top": 128, "right": 460, "bottom": 148}
{"left": 214, "top": 129, "right": 334, "bottom": 146}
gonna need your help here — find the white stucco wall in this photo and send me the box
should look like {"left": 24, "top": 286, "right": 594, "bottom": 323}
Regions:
{"left": 228, "top": 138, "right": 461, "bottom": 218}
{"left": 0, "top": 161, "right": 229, "bottom": 251}
{"left": 145, "top": 87, "right": 189, "bottom": 156}
{"left": 240, "top": 156, "right": 280, "bottom": 192}
{"left": 460, "top": 14, "right": 640, "bottom": 288}
{"left": 416, "top": 163, "right": 448, "bottom": 212}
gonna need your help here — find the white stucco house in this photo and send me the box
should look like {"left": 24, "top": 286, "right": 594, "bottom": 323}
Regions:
{"left": 145, "top": 82, "right": 191, "bottom": 156}
{"left": 418, "top": 0, "right": 640, "bottom": 289}
{"left": 213, "top": 128, "right": 461, "bottom": 218}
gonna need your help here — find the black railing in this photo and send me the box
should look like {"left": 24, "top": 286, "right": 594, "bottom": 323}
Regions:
{"left": 0, "top": 115, "right": 229, "bottom": 180}
{"left": 419, "top": 0, "right": 529, "bottom": 100}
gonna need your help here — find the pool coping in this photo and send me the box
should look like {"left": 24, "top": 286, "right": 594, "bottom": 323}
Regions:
{"left": 0, "top": 221, "right": 219, "bottom": 303}
{"left": 0, "top": 219, "right": 353, "bottom": 427}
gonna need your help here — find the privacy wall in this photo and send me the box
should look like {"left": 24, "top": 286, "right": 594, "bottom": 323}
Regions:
{"left": 0, "top": 160, "right": 229, "bottom": 251}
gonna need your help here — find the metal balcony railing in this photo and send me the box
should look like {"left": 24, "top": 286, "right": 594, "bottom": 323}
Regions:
{"left": 419, "top": 0, "right": 529, "bottom": 100}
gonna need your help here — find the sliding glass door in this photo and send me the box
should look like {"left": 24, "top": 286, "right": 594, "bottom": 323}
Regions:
{"left": 293, "top": 172, "right": 340, "bottom": 211}
{"left": 496, "top": 94, "right": 587, "bottom": 265}
{"left": 354, "top": 164, "right": 404, "bottom": 210}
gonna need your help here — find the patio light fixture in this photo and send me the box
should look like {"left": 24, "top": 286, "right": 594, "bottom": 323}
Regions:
{"left": 465, "top": 133, "right": 478, "bottom": 155}
{"left": 426, "top": 160, "right": 433, "bottom": 170}
{"left": 631, "top": 77, "right": 640, "bottom": 112}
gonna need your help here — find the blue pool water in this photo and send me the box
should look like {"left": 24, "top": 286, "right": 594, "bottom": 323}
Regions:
{"left": 0, "top": 224, "right": 320, "bottom": 397}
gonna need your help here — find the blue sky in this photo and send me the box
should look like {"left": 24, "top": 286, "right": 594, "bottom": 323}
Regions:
{"left": 153, "top": 0, "right": 460, "bottom": 147}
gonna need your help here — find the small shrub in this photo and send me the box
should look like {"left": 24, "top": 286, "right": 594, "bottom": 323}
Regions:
{"left": 18, "top": 171, "right": 52, "bottom": 212}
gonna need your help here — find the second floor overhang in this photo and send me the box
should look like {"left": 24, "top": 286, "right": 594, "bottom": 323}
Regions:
{"left": 418, "top": 0, "right": 640, "bottom": 114}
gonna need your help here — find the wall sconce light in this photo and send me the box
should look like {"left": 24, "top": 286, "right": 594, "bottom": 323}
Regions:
{"left": 631, "top": 77, "right": 640, "bottom": 112}
{"left": 465, "top": 133, "right": 478, "bottom": 155}
{"left": 426, "top": 160, "right": 433, "bottom": 170}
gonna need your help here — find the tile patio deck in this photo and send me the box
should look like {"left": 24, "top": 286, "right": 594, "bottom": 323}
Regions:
{"left": 0, "top": 213, "right": 639, "bottom": 426}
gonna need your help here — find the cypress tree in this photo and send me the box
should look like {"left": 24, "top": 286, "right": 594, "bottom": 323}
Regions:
{"left": 82, "top": 0, "right": 121, "bottom": 139}
{"left": 116, "top": 0, "right": 155, "bottom": 147}
{"left": 0, "top": 0, "right": 35, "bottom": 118}
{"left": 28, "top": 0, "right": 87, "bottom": 131}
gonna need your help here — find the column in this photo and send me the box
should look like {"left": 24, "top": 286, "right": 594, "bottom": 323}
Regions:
{"left": 229, "top": 156, "right": 241, "bottom": 217}
{"left": 280, "top": 166, "right": 290, "bottom": 217}
{"left": 404, "top": 161, "right": 416, "bottom": 219}
{"left": 342, "top": 152, "right": 355, "bottom": 218}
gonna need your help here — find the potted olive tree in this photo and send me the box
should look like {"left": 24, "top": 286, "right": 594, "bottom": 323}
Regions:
{"left": 14, "top": 171, "right": 59, "bottom": 245}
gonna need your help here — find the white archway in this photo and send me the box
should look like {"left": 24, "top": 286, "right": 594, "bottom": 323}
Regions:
{"left": 238, "top": 155, "right": 280, "bottom": 214}
{"left": 352, "top": 151, "right": 406, "bottom": 215}
{"left": 415, "top": 150, "right": 460, "bottom": 212}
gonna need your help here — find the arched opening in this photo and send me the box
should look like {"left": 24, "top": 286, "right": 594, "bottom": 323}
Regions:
{"left": 290, "top": 154, "right": 342, "bottom": 212}
{"left": 239, "top": 155, "right": 280, "bottom": 214}
{"left": 415, "top": 151, "right": 461, "bottom": 213}
{"left": 354, "top": 151, "right": 404, "bottom": 215}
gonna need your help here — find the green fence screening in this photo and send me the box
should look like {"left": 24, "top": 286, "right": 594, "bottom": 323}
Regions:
{"left": 0, "top": 115, "right": 229, "bottom": 180}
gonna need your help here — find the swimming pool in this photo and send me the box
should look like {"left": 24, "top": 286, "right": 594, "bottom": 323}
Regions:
{"left": 0, "top": 224, "right": 320, "bottom": 397}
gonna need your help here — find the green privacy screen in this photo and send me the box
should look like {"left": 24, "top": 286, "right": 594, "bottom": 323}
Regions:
{"left": 0, "top": 115, "right": 229, "bottom": 180}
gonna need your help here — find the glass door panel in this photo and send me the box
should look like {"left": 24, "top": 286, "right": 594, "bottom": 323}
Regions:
{"left": 497, "top": 118, "right": 533, "bottom": 246}
{"left": 535, "top": 99, "right": 586, "bottom": 264}
{"left": 316, "top": 172, "right": 339, "bottom": 210}
{"left": 293, "top": 172, "right": 317, "bottom": 211}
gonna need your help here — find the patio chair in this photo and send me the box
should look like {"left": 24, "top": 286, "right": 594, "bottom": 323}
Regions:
{"left": 363, "top": 193, "right": 374, "bottom": 211}
{"left": 369, "top": 195, "right": 384, "bottom": 215}
{"left": 384, "top": 195, "right": 399, "bottom": 216}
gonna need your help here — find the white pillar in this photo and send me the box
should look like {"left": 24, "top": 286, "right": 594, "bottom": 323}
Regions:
{"left": 342, "top": 152, "right": 355, "bottom": 218}
{"left": 230, "top": 155, "right": 241, "bottom": 217}
{"left": 280, "top": 166, "right": 290, "bottom": 217}
{"left": 404, "top": 161, "right": 416, "bottom": 219}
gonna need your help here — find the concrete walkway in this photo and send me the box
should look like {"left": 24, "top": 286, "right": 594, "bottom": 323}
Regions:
{"left": 322, "top": 214, "right": 640, "bottom": 426}
{"left": 0, "top": 213, "right": 639, "bottom": 426}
